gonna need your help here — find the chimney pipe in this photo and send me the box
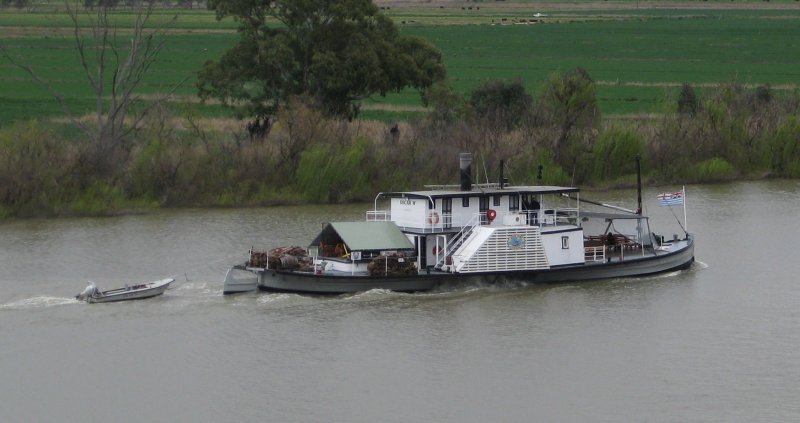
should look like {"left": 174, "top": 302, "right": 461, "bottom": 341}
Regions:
{"left": 459, "top": 153, "right": 472, "bottom": 191}
{"left": 499, "top": 159, "right": 506, "bottom": 189}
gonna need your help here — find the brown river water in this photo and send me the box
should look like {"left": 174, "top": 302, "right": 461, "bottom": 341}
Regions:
{"left": 1, "top": 181, "right": 799, "bottom": 422}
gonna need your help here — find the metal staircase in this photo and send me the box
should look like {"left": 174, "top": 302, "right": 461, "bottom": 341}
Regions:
{"left": 434, "top": 214, "right": 481, "bottom": 270}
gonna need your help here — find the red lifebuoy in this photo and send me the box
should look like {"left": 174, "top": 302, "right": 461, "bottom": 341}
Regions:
{"left": 427, "top": 211, "right": 440, "bottom": 225}
{"left": 432, "top": 245, "right": 442, "bottom": 255}
{"left": 486, "top": 209, "right": 497, "bottom": 221}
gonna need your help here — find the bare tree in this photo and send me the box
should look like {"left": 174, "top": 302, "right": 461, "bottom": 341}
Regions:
{"left": 1, "top": 0, "right": 177, "bottom": 174}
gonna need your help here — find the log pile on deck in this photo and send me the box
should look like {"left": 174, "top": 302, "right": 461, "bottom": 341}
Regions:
{"left": 249, "top": 246, "right": 313, "bottom": 271}
{"left": 367, "top": 253, "right": 417, "bottom": 276}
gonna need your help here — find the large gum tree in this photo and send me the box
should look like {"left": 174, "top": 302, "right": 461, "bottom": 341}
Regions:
{"left": 198, "top": 0, "right": 446, "bottom": 132}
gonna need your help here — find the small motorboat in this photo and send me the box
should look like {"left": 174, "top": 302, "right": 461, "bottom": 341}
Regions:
{"left": 75, "top": 278, "right": 174, "bottom": 303}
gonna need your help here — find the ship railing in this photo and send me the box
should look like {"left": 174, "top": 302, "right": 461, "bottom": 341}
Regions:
{"left": 537, "top": 207, "right": 579, "bottom": 227}
{"left": 418, "top": 212, "right": 454, "bottom": 233}
{"left": 366, "top": 210, "right": 390, "bottom": 221}
{"left": 481, "top": 208, "right": 579, "bottom": 227}
{"left": 423, "top": 183, "right": 500, "bottom": 191}
{"left": 584, "top": 246, "right": 606, "bottom": 263}
{"left": 388, "top": 213, "right": 455, "bottom": 233}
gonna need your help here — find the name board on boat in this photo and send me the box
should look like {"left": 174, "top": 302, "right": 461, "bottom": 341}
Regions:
{"left": 391, "top": 197, "right": 428, "bottom": 227}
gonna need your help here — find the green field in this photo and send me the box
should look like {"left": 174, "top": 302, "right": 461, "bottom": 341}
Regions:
{"left": 2, "top": 3, "right": 800, "bottom": 124}
{"left": 388, "top": 13, "right": 800, "bottom": 115}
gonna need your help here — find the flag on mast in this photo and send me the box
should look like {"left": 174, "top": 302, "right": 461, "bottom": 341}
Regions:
{"left": 656, "top": 190, "right": 684, "bottom": 206}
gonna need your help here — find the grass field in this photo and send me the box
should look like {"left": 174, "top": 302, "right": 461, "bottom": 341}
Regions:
{"left": 2, "top": 2, "right": 800, "bottom": 124}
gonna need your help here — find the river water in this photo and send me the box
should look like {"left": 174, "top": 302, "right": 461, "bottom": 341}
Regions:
{"left": 1, "top": 181, "right": 799, "bottom": 422}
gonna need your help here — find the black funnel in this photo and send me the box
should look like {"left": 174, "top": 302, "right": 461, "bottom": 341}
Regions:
{"left": 459, "top": 153, "right": 472, "bottom": 191}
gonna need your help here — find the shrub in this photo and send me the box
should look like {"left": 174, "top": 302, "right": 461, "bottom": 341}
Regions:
{"left": 694, "top": 157, "right": 737, "bottom": 182}
{"left": 592, "top": 125, "right": 647, "bottom": 182}
{"left": 295, "top": 137, "right": 374, "bottom": 203}
{"left": 0, "top": 121, "right": 74, "bottom": 216}
{"left": 769, "top": 117, "right": 800, "bottom": 177}
{"left": 62, "top": 180, "right": 127, "bottom": 216}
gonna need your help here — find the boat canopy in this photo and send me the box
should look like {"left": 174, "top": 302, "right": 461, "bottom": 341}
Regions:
{"left": 580, "top": 211, "right": 648, "bottom": 221}
{"left": 310, "top": 222, "right": 414, "bottom": 252}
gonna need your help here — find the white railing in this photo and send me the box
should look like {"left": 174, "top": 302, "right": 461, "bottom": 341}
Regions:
{"left": 368, "top": 208, "right": 581, "bottom": 230}
{"left": 584, "top": 246, "right": 606, "bottom": 263}
{"left": 366, "top": 210, "right": 390, "bottom": 221}
{"left": 537, "top": 207, "right": 579, "bottom": 227}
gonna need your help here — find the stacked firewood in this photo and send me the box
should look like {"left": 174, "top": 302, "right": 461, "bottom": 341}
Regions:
{"left": 367, "top": 253, "right": 417, "bottom": 277}
{"left": 248, "top": 246, "right": 313, "bottom": 271}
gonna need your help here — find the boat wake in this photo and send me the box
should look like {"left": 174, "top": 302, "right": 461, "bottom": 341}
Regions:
{"left": 175, "top": 281, "right": 224, "bottom": 297}
{"left": 343, "top": 288, "right": 398, "bottom": 300}
{"left": 434, "top": 278, "right": 532, "bottom": 294}
{"left": 0, "top": 296, "right": 79, "bottom": 310}
{"left": 256, "top": 293, "right": 300, "bottom": 305}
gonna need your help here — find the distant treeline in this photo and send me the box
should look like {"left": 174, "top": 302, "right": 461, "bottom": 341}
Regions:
{"left": 2, "top": 69, "right": 800, "bottom": 218}
{"left": 0, "top": 0, "right": 205, "bottom": 9}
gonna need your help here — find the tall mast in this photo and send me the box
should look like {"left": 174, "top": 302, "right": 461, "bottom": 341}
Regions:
{"left": 635, "top": 155, "right": 642, "bottom": 215}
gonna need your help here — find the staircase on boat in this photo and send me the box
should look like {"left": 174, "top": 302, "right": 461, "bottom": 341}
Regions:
{"left": 435, "top": 215, "right": 551, "bottom": 273}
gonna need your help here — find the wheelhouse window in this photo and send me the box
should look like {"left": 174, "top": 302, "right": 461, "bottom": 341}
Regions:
{"left": 509, "top": 194, "right": 519, "bottom": 211}
{"left": 493, "top": 195, "right": 501, "bottom": 207}
{"left": 479, "top": 196, "right": 489, "bottom": 224}
{"left": 462, "top": 197, "right": 470, "bottom": 208}
{"left": 561, "top": 236, "right": 569, "bottom": 249}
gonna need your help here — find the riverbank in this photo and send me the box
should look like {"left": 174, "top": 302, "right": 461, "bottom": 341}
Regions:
{"left": 2, "top": 78, "right": 798, "bottom": 219}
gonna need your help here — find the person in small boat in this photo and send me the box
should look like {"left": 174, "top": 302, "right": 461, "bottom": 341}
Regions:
{"left": 606, "top": 232, "right": 617, "bottom": 249}
{"left": 75, "top": 282, "right": 98, "bottom": 300}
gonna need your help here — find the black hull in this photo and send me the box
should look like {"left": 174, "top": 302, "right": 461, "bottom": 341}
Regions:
{"left": 253, "top": 237, "right": 695, "bottom": 294}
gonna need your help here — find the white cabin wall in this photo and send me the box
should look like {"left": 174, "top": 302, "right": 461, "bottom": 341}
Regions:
{"left": 541, "top": 229, "right": 585, "bottom": 266}
{"left": 448, "top": 193, "right": 521, "bottom": 227}
{"left": 451, "top": 196, "right": 479, "bottom": 227}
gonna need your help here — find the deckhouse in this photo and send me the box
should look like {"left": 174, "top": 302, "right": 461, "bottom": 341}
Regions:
{"left": 367, "top": 154, "right": 587, "bottom": 272}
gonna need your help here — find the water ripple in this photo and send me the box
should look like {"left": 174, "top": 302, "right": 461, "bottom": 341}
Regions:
{"left": 0, "top": 296, "right": 79, "bottom": 310}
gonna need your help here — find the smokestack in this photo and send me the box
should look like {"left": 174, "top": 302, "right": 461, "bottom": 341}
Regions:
{"left": 459, "top": 153, "right": 472, "bottom": 191}
{"left": 499, "top": 159, "right": 508, "bottom": 189}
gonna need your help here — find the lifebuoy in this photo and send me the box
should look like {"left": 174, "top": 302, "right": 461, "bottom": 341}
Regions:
{"left": 427, "top": 211, "right": 440, "bottom": 225}
{"left": 486, "top": 209, "right": 497, "bottom": 221}
{"left": 432, "top": 245, "right": 442, "bottom": 255}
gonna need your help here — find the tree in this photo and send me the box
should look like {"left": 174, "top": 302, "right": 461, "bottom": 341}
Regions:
{"left": 198, "top": 0, "right": 446, "bottom": 131}
{"left": 469, "top": 79, "right": 532, "bottom": 132}
{"left": 677, "top": 82, "right": 699, "bottom": 116}
{"left": 538, "top": 67, "right": 600, "bottom": 165}
{"left": 0, "top": 1, "right": 177, "bottom": 176}
{"left": 421, "top": 81, "right": 464, "bottom": 126}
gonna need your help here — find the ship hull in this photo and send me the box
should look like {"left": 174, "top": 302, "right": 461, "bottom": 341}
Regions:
{"left": 245, "top": 237, "right": 695, "bottom": 295}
